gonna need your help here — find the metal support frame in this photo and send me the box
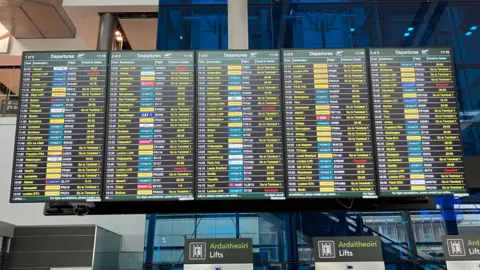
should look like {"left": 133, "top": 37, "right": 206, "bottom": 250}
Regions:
{"left": 355, "top": 213, "right": 365, "bottom": 236}
{"left": 441, "top": 197, "right": 460, "bottom": 235}
{"left": 335, "top": 212, "right": 349, "bottom": 236}
{"left": 277, "top": 0, "right": 291, "bottom": 48}
{"left": 236, "top": 213, "right": 241, "bottom": 238}
{"left": 401, "top": 211, "right": 419, "bottom": 258}
{"left": 275, "top": 213, "right": 299, "bottom": 270}
{"left": 403, "top": 1, "right": 447, "bottom": 47}
{"left": 145, "top": 215, "right": 157, "bottom": 270}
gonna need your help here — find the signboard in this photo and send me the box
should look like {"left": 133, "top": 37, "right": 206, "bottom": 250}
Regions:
{"left": 105, "top": 51, "right": 195, "bottom": 201}
{"left": 11, "top": 51, "right": 107, "bottom": 202}
{"left": 313, "top": 236, "right": 385, "bottom": 270}
{"left": 283, "top": 49, "right": 377, "bottom": 198}
{"left": 442, "top": 236, "right": 480, "bottom": 269}
{"left": 196, "top": 50, "right": 285, "bottom": 200}
{"left": 369, "top": 48, "right": 467, "bottom": 197}
{"left": 184, "top": 238, "right": 253, "bottom": 270}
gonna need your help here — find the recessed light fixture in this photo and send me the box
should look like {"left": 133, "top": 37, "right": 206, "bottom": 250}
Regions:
{"left": 470, "top": 25, "right": 478, "bottom": 31}
{"left": 404, "top": 32, "right": 411, "bottom": 37}
{"left": 465, "top": 31, "right": 473, "bottom": 36}
{"left": 350, "top": 28, "right": 355, "bottom": 32}
{"left": 407, "top": 27, "right": 414, "bottom": 32}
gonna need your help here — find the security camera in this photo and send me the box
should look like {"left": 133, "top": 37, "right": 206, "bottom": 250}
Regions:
{"left": 69, "top": 202, "right": 94, "bottom": 216}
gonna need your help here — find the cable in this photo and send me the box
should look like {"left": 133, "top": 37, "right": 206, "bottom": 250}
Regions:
{"left": 336, "top": 198, "right": 355, "bottom": 209}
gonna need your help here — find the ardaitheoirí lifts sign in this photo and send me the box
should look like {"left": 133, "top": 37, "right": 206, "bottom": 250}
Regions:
{"left": 442, "top": 236, "right": 480, "bottom": 261}
{"left": 313, "top": 236, "right": 384, "bottom": 262}
{"left": 184, "top": 238, "right": 253, "bottom": 264}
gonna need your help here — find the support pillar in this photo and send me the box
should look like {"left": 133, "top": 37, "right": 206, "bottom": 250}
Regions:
{"left": 96, "top": 13, "right": 115, "bottom": 50}
{"left": 443, "top": 209, "right": 459, "bottom": 235}
{"left": 402, "top": 211, "right": 418, "bottom": 258}
{"left": 228, "top": 0, "right": 249, "bottom": 49}
{"left": 441, "top": 196, "right": 459, "bottom": 235}
{"left": 355, "top": 213, "right": 364, "bottom": 236}
{"left": 144, "top": 215, "right": 157, "bottom": 270}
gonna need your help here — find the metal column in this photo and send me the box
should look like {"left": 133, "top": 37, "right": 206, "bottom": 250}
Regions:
{"left": 401, "top": 211, "right": 418, "bottom": 258}
{"left": 228, "top": 0, "right": 249, "bottom": 49}
{"left": 96, "top": 13, "right": 115, "bottom": 50}
{"left": 144, "top": 215, "right": 157, "bottom": 270}
{"left": 441, "top": 197, "right": 460, "bottom": 235}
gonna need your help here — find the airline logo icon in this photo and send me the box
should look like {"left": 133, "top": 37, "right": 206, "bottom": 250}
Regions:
{"left": 318, "top": 241, "right": 335, "bottom": 259}
{"left": 189, "top": 242, "right": 207, "bottom": 260}
{"left": 447, "top": 239, "right": 466, "bottom": 257}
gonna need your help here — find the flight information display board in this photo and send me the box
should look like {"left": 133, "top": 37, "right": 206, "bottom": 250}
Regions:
{"left": 11, "top": 51, "right": 107, "bottom": 202}
{"left": 369, "top": 48, "right": 467, "bottom": 196}
{"left": 105, "top": 51, "right": 195, "bottom": 201}
{"left": 196, "top": 50, "right": 285, "bottom": 199}
{"left": 283, "top": 49, "right": 377, "bottom": 198}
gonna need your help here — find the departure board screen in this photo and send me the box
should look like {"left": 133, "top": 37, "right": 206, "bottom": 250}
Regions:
{"left": 369, "top": 48, "right": 468, "bottom": 196}
{"left": 283, "top": 49, "right": 377, "bottom": 198}
{"left": 11, "top": 51, "right": 107, "bottom": 202}
{"left": 197, "top": 50, "right": 285, "bottom": 199}
{"left": 105, "top": 51, "right": 195, "bottom": 201}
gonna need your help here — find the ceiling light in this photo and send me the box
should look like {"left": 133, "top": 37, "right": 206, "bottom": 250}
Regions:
{"left": 407, "top": 27, "right": 414, "bottom": 32}
{"left": 470, "top": 25, "right": 478, "bottom": 31}
{"left": 350, "top": 28, "right": 355, "bottom": 32}
{"left": 404, "top": 32, "right": 410, "bottom": 37}
{"left": 465, "top": 31, "right": 473, "bottom": 36}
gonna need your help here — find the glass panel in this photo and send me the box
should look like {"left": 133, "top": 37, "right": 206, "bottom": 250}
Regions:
{"left": 157, "top": 2, "right": 228, "bottom": 50}
{"left": 246, "top": 0, "right": 480, "bottom": 155}
{"left": 146, "top": 1, "right": 480, "bottom": 269}
{"left": 145, "top": 210, "right": 480, "bottom": 267}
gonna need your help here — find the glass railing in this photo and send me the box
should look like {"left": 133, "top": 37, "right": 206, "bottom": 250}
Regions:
{"left": 143, "top": 260, "right": 447, "bottom": 270}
